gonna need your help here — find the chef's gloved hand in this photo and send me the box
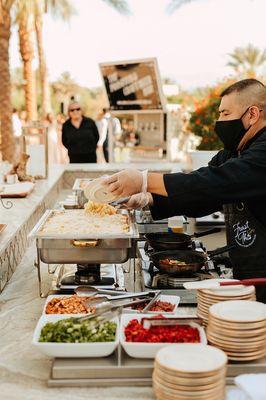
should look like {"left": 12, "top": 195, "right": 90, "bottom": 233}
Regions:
{"left": 125, "top": 193, "right": 153, "bottom": 210}
{"left": 102, "top": 169, "right": 148, "bottom": 198}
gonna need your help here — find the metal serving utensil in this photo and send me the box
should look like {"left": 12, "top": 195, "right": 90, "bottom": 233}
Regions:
{"left": 142, "top": 316, "right": 203, "bottom": 329}
{"left": 140, "top": 290, "right": 161, "bottom": 313}
{"left": 78, "top": 297, "right": 152, "bottom": 323}
{"left": 75, "top": 286, "right": 130, "bottom": 297}
{"left": 82, "top": 291, "right": 155, "bottom": 309}
{"left": 109, "top": 197, "right": 130, "bottom": 207}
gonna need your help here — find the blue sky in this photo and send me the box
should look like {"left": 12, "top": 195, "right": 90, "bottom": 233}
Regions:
{"left": 10, "top": 0, "right": 266, "bottom": 90}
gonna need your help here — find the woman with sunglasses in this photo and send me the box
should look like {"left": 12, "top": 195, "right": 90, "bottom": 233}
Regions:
{"left": 62, "top": 102, "right": 99, "bottom": 163}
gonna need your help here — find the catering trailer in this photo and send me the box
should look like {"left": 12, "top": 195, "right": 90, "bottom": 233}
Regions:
{"left": 99, "top": 58, "right": 169, "bottom": 162}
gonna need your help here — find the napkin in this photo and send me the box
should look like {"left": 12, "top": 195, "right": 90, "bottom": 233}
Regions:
{"left": 235, "top": 374, "right": 266, "bottom": 400}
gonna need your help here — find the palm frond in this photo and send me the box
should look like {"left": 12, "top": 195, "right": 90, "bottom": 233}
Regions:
{"left": 46, "top": 0, "right": 77, "bottom": 20}
{"left": 227, "top": 44, "right": 266, "bottom": 76}
{"left": 166, "top": 0, "right": 198, "bottom": 14}
{"left": 101, "top": 0, "right": 131, "bottom": 15}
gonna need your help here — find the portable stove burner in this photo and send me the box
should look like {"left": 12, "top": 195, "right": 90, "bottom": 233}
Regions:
{"left": 152, "top": 273, "right": 201, "bottom": 289}
{"left": 60, "top": 263, "right": 115, "bottom": 287}
{"left": 163, "top": 275, "right": 201, "bottom": 288}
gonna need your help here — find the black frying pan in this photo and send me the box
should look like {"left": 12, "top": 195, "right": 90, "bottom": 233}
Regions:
{"left": 149, "top": 245, "right": 236, "bottom": 275}
{"left": 145, "top": 228, "right": 221, "bottom": 252}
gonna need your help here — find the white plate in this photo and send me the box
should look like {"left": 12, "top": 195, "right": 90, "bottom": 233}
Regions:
{"left": 84, "top": 178, "right": 117, "bottom": 203}
{"left": 32, "top": 314, "right": 119, "bottom": 358}
{"left": 156, "top": 343, "right": 227, "bottom": 373}
{"left": 123, "top": 295, "right": 180, "bottom": 314}
{"left": 120, "top": 314, "right": 207, "bottom": 359}
{"left": 209, "top": 300, "right": 266, "bottom": 323}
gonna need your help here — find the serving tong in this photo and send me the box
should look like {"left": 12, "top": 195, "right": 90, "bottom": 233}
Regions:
{"left": 142, "top": 316, "right": 203, "bottom": 329}
{"left": 76, "top": 297, "right": 153, "bottom": 330}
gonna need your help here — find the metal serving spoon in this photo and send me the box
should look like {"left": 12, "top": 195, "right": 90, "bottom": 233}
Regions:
{"left": 75, "top": 285, "right": 151, "bottom": 300}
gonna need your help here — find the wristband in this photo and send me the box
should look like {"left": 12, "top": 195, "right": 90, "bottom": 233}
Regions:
{"left": 141, "top": 170, "right": 148, "bottom": 193}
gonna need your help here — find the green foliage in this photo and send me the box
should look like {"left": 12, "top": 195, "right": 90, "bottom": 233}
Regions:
{"left": 189, "top": 88, "right": 222, "bottom": 150}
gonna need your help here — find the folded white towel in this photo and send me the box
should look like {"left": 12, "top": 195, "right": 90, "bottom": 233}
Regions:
{"left": 235, "top": 374, "right": 266, "bottom": 400}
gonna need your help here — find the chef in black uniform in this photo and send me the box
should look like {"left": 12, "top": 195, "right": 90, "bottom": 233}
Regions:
{"left": 103, "top": 79, "right": 266, "bottom": 302}
{"left": 62, "top": 102, "right": 99, "bottom": 163}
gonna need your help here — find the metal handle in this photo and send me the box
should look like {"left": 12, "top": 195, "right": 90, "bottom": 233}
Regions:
{"left": 221, "top": 278, "right": 266, "bottom": 287}
{"left": 108, "top": 291, "right": 152, "bottom": 301}
{"left": 208, "top": 244, "right": 236, "bottom": 257}
{"left": 72, "top": 240, "right": 98, "bottom": 247}
{"left": 193, "top": 227, "right": 221, "bottom": 238}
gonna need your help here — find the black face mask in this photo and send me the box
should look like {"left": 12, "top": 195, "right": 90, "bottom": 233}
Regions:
{"left": 214, "top": 107, "right": 251, "bottom": 151}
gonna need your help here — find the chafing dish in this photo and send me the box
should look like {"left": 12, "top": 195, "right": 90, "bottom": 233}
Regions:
{"left": 72, "top": 178, "right": 92, "bottom": 208}
{"left": 29, "top": 209, "right": 139, "bottom": 297}
{"left": 30, "top": 209, "right": 138, "bottom": 264}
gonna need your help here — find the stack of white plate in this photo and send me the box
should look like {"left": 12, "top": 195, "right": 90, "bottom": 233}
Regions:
{"left": 83, "top": 178, "right": 117, "bottom": 203}
{"left": 153, "top": 344, "right": 227, "bottom": 400}
{"left": 207, "top": 300, "right": 266, "bottom": 361}
{"left": 197, "top": 282, "right": 256, "bottom": 325}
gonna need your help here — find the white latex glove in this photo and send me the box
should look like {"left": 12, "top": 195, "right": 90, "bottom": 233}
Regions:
{"left": 125, "top": 193, "right": 153, "bottom": 210}
{"left": 102, "top": 169, "right": 148, "bottom": 198}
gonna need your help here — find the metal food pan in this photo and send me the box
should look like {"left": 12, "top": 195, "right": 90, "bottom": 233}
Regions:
{"left": 72, "top": 178, "right": 92, "bottom": 192}
{"left": 36, "top": 238, "right": 132, "bottom": 264}
{"left": 29, "top": 209, "right": 138, "bottom": 240}
{"left": 72, "top": 179, "right": 92, "bottom": 207}
{"left": 29, "top": 209, "right": 138, "bottom": 264}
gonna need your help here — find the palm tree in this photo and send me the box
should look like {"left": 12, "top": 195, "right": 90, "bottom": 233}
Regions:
{"left": 51, "top": 71, "right": 80, "bottom": 110}
{"left": 227, "top": 44, "right": 266, "bottom": 78}
{"left": 15, "top": 0, "right": 38, "bottom": 121}
{"left": 0, "top": 0, "right": 16, "bottom": 162}
{"left": 34, "top": 0, "right": 130, "bottom": 119}
{"left": 34, "top": 0, "right": 76, "bottom": 119}
{"left": 0, "top": 0, "right": 131, "bottom": 161}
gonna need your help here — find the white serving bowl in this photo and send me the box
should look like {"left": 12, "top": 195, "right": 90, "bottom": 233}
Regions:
{"left": 120, "top": 314, "right": 207, "bottom": 359}
{"left": 123, "top": 295, "right": 180, "bottom": 315}
{"left": 33, "top": 314, "right": 119, "bottom": 358}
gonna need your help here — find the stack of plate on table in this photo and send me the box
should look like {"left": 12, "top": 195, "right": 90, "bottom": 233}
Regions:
{"left": 153, "top": 343, "right": 227, "bottom": 400}
{"left": 83, "top": 177, "right": 117, "bottom": 203}
{"left": 197, "top": 282, "right": 256, "bottom": 325}
{"left": 207, "top": 300, "right": 266, "bottom": 361}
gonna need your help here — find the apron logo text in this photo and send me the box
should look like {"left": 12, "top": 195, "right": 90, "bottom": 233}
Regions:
{"left": 233, "top": 220, "right": 256, "bottom": 248}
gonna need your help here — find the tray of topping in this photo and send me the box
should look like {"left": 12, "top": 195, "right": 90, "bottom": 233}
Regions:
{"left": 124, "top": 295, "right": 180, "bottom": 314}
{"left": 43, "top": 294, "right": 99, "bottom": 315}
{"left": 120, "top": 314, "right": 207, "bottom": 358}
{"left": 32, "top": 314, "right": 119, "bottom": 358}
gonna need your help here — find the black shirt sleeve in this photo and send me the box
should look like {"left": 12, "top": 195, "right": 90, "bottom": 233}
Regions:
{"left": 62, "top": 123, "right": 68, "bottom": 149}
{"left": 150, "top": 135, "right": 266, "bottom": 220}
{"left": 92, "top": 121, "right": 99, "bottom": 143}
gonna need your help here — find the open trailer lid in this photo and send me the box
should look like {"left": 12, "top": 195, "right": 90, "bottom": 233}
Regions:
{"left": 99, "top": 58, "right": 166, "bottom": 112}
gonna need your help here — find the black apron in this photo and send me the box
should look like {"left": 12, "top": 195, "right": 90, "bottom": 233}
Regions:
{"left": 224, "top": 203, "right": 266, "bottom": 303}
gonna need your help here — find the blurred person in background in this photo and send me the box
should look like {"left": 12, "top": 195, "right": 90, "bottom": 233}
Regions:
{"left": 44, "top": 112, "right": 60, "bottom": 165}
{"left": 56, "top": 113, "right": 69, "bottom": 164}
{"left": 97, "top": 108, "right": 122, "bottom": 162}
{"left": 62, "top": 102, "right": 99, "bottom": 163}
{"left": 19, "top": 110, "right": 27, "bottom": 127}
{"left": 96, "top": 109, "right": 108, "bottom": 163}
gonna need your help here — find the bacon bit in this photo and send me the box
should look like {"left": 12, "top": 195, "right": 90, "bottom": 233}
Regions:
{"left": 45, "top": 294, "right": 95, "bottom": 314}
